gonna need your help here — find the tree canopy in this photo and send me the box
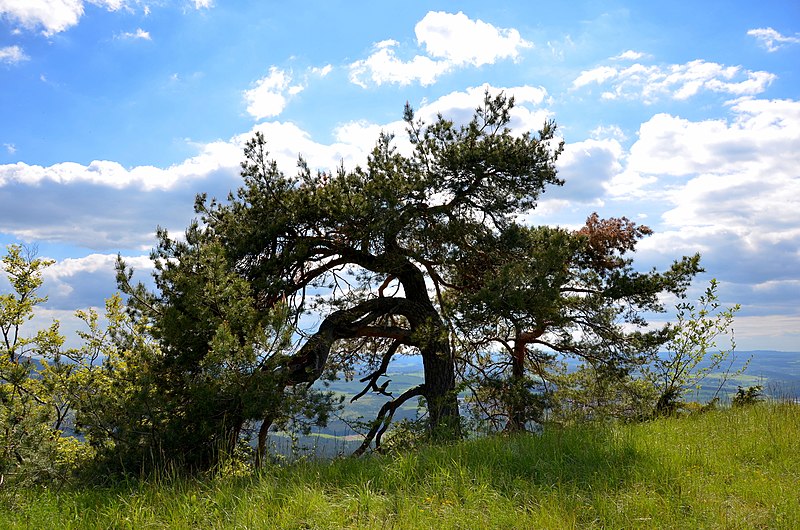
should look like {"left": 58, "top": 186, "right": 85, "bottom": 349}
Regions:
{"left": 0, "top": 92, "right": 710, "bottom": 479}
{"left": 113, "top": 91, "right": 698, "bottom": 457}
{"left": 446, "top": 215, "right": 700, "bottom": 430}
{"left": 179, "top": 92, "right": 566, "bottom": 448}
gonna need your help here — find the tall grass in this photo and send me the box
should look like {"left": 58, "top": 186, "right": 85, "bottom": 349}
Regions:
{"left": 1, "top": 403, "right": 798, "bottom": 529}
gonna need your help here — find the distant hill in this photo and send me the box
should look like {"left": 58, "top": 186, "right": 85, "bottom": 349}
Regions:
{"left": 329, "top": 350, "right": 800, "bottom": 399}
{"left": 705, "top": 349, "right": 800, "bottom": 400}
{"left": 282, "top": 350, "right": 800, "bottom": 456}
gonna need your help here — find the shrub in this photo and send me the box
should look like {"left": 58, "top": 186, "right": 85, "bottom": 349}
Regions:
{"left": 732, "top": 385, "right": 763, "bottom": 407}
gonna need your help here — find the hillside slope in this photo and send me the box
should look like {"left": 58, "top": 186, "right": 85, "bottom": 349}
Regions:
{"left": 1, "top": 403, "right": 798, "bottom": 529}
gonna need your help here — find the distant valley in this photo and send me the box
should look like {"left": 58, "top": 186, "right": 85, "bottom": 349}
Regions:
{"left": 269, "top": 350, "right": 800, "bottom": 457}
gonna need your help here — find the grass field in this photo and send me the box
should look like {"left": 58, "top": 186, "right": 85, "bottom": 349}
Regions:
{"left": 1, "top": 402, "right": 798, "bottom": 529}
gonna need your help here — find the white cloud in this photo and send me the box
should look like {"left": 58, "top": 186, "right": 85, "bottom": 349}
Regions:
{"left": 0, "top": 0, "right": 130, "bottom": 35}
{"left": 0, "top": 124, "right": 370, "bottom": 250}
{"left": 243, "top": 67, "right": 303, "bottom": 120}
{"left": 573, "top": 59, "right": 776, "bottom": 103}
{"left": 0, "top": 83, "right": 553, "bottom": 250}
{"left": 3, "top": 143, "right": 16, "bottom": 154}
{"left": 0, "top": 166, "right": 231, "bottom": 249}
{"left": 349, "top": 11, "right": 532, "bottom": 88}
{"left": 0, "top": 0, "right": 84, "bottom": 35}
{"left": 4, "top": 84, "right": 548, "bottom": 194}
{"left": 748, "top": 27, "right": 800, "bottom": 52}
{"left": 589, "top": 125, "right": 626, "bottom": 142}
{"left": 334, "top": 120, "right": 395, "bottom": 153}
{"left": 554, "top": 138, "right": 622, "bottom": 202}
{"left": 573, "top": 65, "right": 618, "bottom": 87}
{"left": 243, "top": 63, "right": 332, "bottom": 116}
{"left": 42, "top": 253, "right": 149, "bottom": 303}
{"left": 248, "top": 120, "right": 386, "bottom": 174}
{"left": 612, "top": 50, "right": 645, "bottom": 61}
{"left": 311, "top": 64, "right": 333, "bottom": 77}
{"left": 328, "top": 84, "right": 548, "bottom": 160}
{"left": 349, "top": 40, "right": 445, "bottom": 87}
{"left": 0, "top": 142, "right": 241, "bottom": 191}
{"left": 13, "top": 254, "right": 154, "bottom": 328}
{"left": 0, "top": 44, "right": 28, "bottom": 64}
{"left": 415, "top": 11, "right": 531, "bottom": 66}
{"left": 332, "top": 84, "right": 550, "bottom": 165}
{"left": 0, "top": 1, "right": 203, "bottom": 35}
{"left": 0, "top": 116, "right": 386, "bottom": 249}
{"left": 626, "top": 98, "right": 800, "bottom": 179}
{"left": 414, "top": 83, "right": 549, "bottom": 134}
{"left": 613, "top": 98, "right": 800, "bottom": 302}
{"left": 117, "top": 27, "right": 150, "bottom": 40}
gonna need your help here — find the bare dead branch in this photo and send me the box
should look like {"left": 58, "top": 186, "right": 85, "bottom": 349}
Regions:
{"left": 351, "top": 340, "right": 402, "bottom": 403}
{"left": 352, "top": 384, "right": 426, "bottom": 456}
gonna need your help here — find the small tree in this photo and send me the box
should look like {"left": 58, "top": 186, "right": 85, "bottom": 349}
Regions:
{"left": 732, "top": 385, "right": 763, "bottom": 407}
{"left": 550, "top": 363, "right": 658, "bottom": 424}
{"left": 649, "top": 279, "right": 742, "bottom": 415}
{"left": 0, "top": 245, "right": 71, "bottom": 485}
{"left": 447, "top": 216, "right": 700, "bottom": 431}
{"left": 114, "top": 235, "right": 341, "bottom": 471}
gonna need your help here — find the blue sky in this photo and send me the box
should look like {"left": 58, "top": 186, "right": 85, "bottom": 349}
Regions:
{"left": 1, "top": 1, "right": 799, "bottom": 350}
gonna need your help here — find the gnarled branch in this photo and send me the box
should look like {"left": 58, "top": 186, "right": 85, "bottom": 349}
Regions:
{"left": 352, "top": 384, "right": 426, "bottom": 456}
{"left": 351, "top": 340, "right": 403, "bottom": 403}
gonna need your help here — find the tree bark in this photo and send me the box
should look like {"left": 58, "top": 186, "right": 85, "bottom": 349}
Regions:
{"left": 393, "top": 260, "right": 460, "bottom": 439}
{"left": 505, "top": 329, "right": 545, "bottom": 432}
{"left": 505, "top": 337, "right": 527, "bottom": 432}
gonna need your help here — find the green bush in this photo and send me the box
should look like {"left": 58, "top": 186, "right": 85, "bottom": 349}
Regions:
{"left": 732, "top": 385, "right": 763, "bottom": 407}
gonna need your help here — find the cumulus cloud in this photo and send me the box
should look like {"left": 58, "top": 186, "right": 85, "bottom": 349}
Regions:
{"left": 0, "top": 178, "right": 205, "bottom": 249}
{"left": 615, "top": 98, "right": 800, "bottom": 301}
{"left": 0, "top": 136, "right": 244, "bottom": 191}
{"left": 0, "top": 0, "right": 131, "bottom": 35}
{"left": 573, "top": 59, "right": 775, "bottom": 103}
{"left": 0, "top": 84, "right": 553, "bottom": 250}
{"left": 0, "top": 119, "right": 382, "bottom": 249}
{"left": 0, "top": 138, "right": 247, "bottom": 248}
{"left": 334, "top": 120, "right": 397, "bottom": 154}
{"left": 117, "top": 27, "right": 150, "bottom": 40}
{"left": 748, "top": 27, "right": 800, "bottom": 52}
{"left": 415, "top": 11, "right": 531, "bottom": 66}
{"left": 15, "top": 253, "right": 155, "bottom": 350}
{"left": 250, "top": 120, "right": 375, "bottom": 173}
{"left": 554, "top": 138, "right": 622, "bottom": 202}
{"left": 612, "top": 50, "right": 646, "bottom": 61}
{"left": 41, "top": 253, "right": 152, "bottom": 309}
{"left": 625, "top": 98, "right": 800, "bottom": 179}
{"left": 0, "top": 0, "right": 205, "bottom": 36}
{"left": 349, "top": 11, "right": 532, "bottom": 87}
{"left": 418, "top": 83, "right": 549, "bottom": 134}
{"left": 243, "top": 65, "right": 329, "bottom": 120}
{"left": 0, "top": 44, "right": 28, "bottom": 64}
{"left": 0, "top": 0, "right": 84, "bottom": 35}
{"left": 243, "top": 67, "right": 296, "bottom": 119}
{"left": 349, "top": 39, "right": 444, "bottom": 87}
